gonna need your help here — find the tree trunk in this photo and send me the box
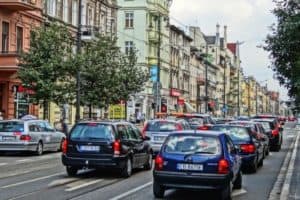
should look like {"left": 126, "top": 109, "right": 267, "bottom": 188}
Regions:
{"left": 89, "top": 104, "right": 92, "bottom": 119}
{"left": 43, "top": 100, "right": 48, "bottom": 120}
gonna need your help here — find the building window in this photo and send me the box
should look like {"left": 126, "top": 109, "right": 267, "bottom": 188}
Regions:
{"left": 47, "top": 0, "right": 56, "bottom": 16}
{"left": 1, "top": 22, "right": 9, "bottom": 53}
{"left": 72, "top": 0, "right": 78, "bottom": 26}
{"left": 56, "top": 0, "right": 63, "bottom": 19}
{"left": 63, "top": 0, "right": 68, "bottom": 22}
{"left": 16, "top": 26, "right": 23, "bottom": 53}
{"left": 67, "top": 0, "right": 72, "bottom": 23}
{"left": 86, "top": 4, "right": 94, "bottom": 26}
{"left": 125, "top": 12, "right": 134, "bottom": 28}
{"left": 125, "top": 41, "right": 134, "bottom": 55}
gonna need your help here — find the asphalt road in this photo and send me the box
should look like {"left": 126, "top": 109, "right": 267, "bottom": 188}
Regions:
{"left": 0, "top": 122, "right": 298, "bottom": 200}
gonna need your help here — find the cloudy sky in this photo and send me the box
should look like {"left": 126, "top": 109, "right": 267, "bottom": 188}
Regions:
{"left": 170, "top": 0, "right": 289, "bottom": 100}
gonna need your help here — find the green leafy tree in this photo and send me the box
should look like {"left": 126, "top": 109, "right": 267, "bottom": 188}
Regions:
{"left": 79, "top": 34, "right": 148, "bottom": 117}
{"left": 265, "top": 0, "right": 300, "bottom": 104}
{"left": 18, "top": 23, "right": 75, "bottom": 119}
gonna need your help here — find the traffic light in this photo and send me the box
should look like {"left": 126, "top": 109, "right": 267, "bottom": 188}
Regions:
{"left": 161, "top": 103, "right": 167, "bottom": 113}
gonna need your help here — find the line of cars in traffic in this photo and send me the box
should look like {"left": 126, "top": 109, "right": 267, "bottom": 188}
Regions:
{"left": 0, "top": 113, "right": 285, "bottom": 199}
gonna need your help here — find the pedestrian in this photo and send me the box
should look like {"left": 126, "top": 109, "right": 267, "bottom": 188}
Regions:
{"left": 61, "top": 119, "right": 68, "bottom": 136}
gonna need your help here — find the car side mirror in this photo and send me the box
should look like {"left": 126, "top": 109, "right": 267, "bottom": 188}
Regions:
{"left": 143, "top": 136, "right": 151, "bottom": 141}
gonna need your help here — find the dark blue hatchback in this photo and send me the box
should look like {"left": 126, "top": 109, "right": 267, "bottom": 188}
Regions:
{"left": 153, "top": 131, "right": 242, "bottom": 200}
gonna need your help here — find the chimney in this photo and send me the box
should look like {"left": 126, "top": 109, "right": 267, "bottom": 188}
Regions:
{"left": 216, "top": 23, "right": 220, "bottom": 46}
{"left": 224, "top": 25, "right": 227, "bottom": 49}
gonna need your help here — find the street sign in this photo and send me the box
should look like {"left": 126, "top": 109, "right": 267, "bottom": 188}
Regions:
{"left": 150, "top": 65, "right": 158, "bottom": 82}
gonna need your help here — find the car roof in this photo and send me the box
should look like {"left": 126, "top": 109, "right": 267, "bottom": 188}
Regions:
{"left": 168, "top": 130, "right": 225, "bottom": 137}
{"left": 0, "top": 119, "right": 45, "bottom": 123}
{"left": 146, "top": 119, "right": 179, "bottom": 123}
{"left": 252, "top": 118, "right": 275, "bottom": 122}
{"left": 213, "top": 124, "right": 248, "bottom": 128}
{"left": 77, "top": 120, "right": 132, "bottom": 125}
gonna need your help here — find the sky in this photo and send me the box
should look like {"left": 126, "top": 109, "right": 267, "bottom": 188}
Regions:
{"left": 170, "top": 0, "right": 289, "bottom": 100}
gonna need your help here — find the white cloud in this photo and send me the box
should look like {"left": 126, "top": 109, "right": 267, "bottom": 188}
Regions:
{"left": 170, "top": 0, "right": 289, "bottom": 100}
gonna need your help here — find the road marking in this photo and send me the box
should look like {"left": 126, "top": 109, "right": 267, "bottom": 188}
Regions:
{"left": 108, "top": 181, "right": 153, "bottom": 200}
{"left": 1, "top": 172, "right": 63, "bottom": 189}
{"left": 232, "top": 188, "right": 247, "bottom": 197}
{"left": 48, "top": 177, "right": 78, "bottom": 187}
{"left": 287, "top": 135, "right": 295, "bottom": 138}
{"left": 16, "top": 159, "right": 33, "bottom": 163}
{"left": 280, "top": 131, "right": 299, "bottom": 199}
{"left": 65, "top": 179, "right": 103, "bottom": 192}
{"left": 0, "top": 163, "right": 7, "bottom": 166}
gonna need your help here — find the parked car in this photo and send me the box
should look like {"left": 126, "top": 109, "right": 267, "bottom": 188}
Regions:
{"left": 0, "top": 119, "right": 65, "bottom": 155}
{"left": 62, "top": 121, "right": 153, "bottom": 177}
{"left": 252, "top": 118, "right": 282, "bottom": 151}
{"left": 176, "top": 113, "right": 216, "bottom": 130}
{"left": 153, "top": 131, "right": 242, "bottom": 199}
{"left": 142, "top": 119, "right": 191, "bottom": 156}
{"left": 212, "top": 124, "right": 264, "bottom": 173}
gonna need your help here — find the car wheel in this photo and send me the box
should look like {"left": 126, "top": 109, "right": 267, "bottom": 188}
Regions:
{"left": 266, "top": 146, "right": 270, "bottom": 156}
{"left": 219, "top": 184, "right": 232, "bottom": 200}
{"left": 35, "top": 141, "right": 43, "bottom": 156}
{"left": 233, "top": 170, "right": 242, "bottom": 189}
{"left": 66, "top": 166, "right": 78, "bottom": 176}
{"left": 250, "top": 156, "right": 258, "bottom": 173}
{"left": 153, "top": 181, "right": 165, "bottom": 198}
{"left": 121, "top": 158, "right": 132, "bottom": 178}
{"left": 144, "top": 153, "right": 153, "bottom": 170}
{"left": 258, "top": 156, "right": 264, "bottom": 167}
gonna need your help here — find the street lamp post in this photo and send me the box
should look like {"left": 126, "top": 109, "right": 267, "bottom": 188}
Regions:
{"left": 205, "top": 44, "right": 209, "bottom": 113}
{"left": 75, "top": 0, "right": 82, "bottom": 122}
{"left": 236, "top": 41, "right": 244, "bottom": 117}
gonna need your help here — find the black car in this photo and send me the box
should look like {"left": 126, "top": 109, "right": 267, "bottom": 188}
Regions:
{"left": 212, "top": 124, "right": 265, "bottom": 173}
{"left": 252, "top": 118, "right": 283, "bottom": 151}
{"left": 62, "top": 121, "right": 153, "bottom": 178}
{"left": 176, "top": 113, "right": 216, "bottom": 130}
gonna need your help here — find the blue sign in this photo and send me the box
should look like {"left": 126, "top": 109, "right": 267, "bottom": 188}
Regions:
{"left": 150, "top": 65, "right": 158, "bottom": 82}
{"left": 222, "top": 105, "right": 228, "bottom": 113}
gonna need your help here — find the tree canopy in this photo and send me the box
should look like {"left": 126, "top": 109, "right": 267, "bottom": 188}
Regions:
{"left": 265, "top": 0, "right": 300, "bottom": 104}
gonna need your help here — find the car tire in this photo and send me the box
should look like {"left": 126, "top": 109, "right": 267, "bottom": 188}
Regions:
{"left": 153, "top": 181, "right": 165, "bottom": 198}
{"left": 233, "top": 170, "right": 242, "bottom": 189}
{"left": 250, "top": 157, "right": 258, "bottom": 173}
{"left": 219, "top": 184, "right": 232, "bottom": 200}
{"left": 266, "top": 147, "right": 270, "bottom": 156}
{"left": 144, "top": 153, "right": 153, "bottom": 170}
{"left": 66, "top": 166, "right": 78, "bottom": 176}
{"left": 258, "top": 157, "right": 264, "bottom": 167}
{"left": 121, "top": 158, "right": 132, "bottom": 178}
{"left": 35, "top": 141, "right": 43, "bottom": 156}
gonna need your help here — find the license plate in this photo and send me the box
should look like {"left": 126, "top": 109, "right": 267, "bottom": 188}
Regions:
{"left": 154, "top": 136, "right": 165, "bottom": 142}
{"left": 2, "top": 136, "right": 15, "bottom": 141}
{"left": 177, "top": 163, "right": 203, "bottom": 171}
{"left": 79, "top": 146, "right": 100, "bottom": 152}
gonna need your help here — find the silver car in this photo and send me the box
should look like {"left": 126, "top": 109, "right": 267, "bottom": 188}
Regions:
{"left": 0, "top": 119, "right": 66, "bottom": 155}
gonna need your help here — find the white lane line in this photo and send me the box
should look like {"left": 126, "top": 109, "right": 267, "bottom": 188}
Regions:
{"left": 280, "top": 132, "right": 300, "bottom": 199}
{"left": 1, "top": 172, "right": 63, "bottom": 189}
{"left": 287, "top": 135, "right": 295, "bottom": 138}
{"left": 48, "top": 178, "right": 79, "bottom": 187}
{"left": 108, "top": 181, "right": 153, "bottom": 200}
{"left": 232, "top": 188, "right": 247, "bottom": 197}
{"left": 0, "top": 163, "right": 8, "bottom": 166}
{"left": 65, "top": 179, "right": 103, "bottom": 192}
{"left": 16, "top": 159, "right": 33, "bottom": 163}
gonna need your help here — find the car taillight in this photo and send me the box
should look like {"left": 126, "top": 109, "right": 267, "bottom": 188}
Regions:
{"left": 197, "top": 125, "right": 209, "bottom": 130}
{"left": 240, "top": 144, "right": 256, "bottom": 153}
{"left": 113, "top": 140, "right": 121, "bottom": 155}
{"left": 155, "top": 155, "right": 164, "bottom": 170}
{"left": 272, "top": 129, "right": 279, "bottom": 136}
{"left": 218, "top": 159, "right": 229, "bottom": 174}
{"left": 20, "top": 135, "right": 31, "bottom": 141}
{"left": 176, "top": 124, "right": 183, "bottom": 130}
{"left": 62, "top": 139, "right": 68, "bottom": 154}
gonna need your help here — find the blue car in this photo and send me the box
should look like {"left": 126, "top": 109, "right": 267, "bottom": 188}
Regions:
{"left": 212, "top": 124, "right": 265, "bottom": 173}
{"left": 153, "top": 131, "right": 242, "bottom": 200}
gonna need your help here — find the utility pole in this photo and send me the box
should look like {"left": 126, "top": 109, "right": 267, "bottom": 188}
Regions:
{"left": 248, "top": 80, "right": 250, "bottom": 117}
{"left": 256, "top": 82, "right": 258, "bottom": 115}
{"left": 205, "top": 44, "right": 208, "bottom": 113}
{"left": 75, "top": 0, "right": 82, "bottom": 122}
{"left": 223, "top": 59, "right": 226, "bottom": 118}
{"left": 154, "top": 14, "right": 162, "bottom": 117}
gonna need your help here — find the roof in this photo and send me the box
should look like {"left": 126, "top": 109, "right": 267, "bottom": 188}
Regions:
{"left": 227, "top": 43, "right": 237, "bottom": 55}
{"left": 169, "top": 130, "right": 225, "bottom": 136}
{"left": 252, "top": 118, "right": 275, "bottom": 122}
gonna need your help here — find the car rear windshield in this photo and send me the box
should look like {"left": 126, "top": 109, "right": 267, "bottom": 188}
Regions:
{"left": 185, "top": 117, "right": 204, "bottom": 125}
{"left": 257, "top": 122, "right": 272, "bottom": 131}
{"left": 146, "top": 121, "right": 178, "bottom": 132}
{"left": 212, "top": 126, "right": 250, "bottom": 142}
{"left": 0, "top": 121, "right": 24, "bottom": 132}
{"left": 70, "top": 123, "right": 114, "bottom": 141}
{"left": 164, "top": 135, "right": 221, "bottom": 155}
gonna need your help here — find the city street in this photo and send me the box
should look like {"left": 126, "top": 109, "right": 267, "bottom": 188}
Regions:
{"left": 0, "top": 122, "right": 298, "bottom": 200}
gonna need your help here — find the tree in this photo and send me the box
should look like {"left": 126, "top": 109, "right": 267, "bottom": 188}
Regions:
{"left": 79, "top": 34, "right": 148, "bottom": 117}
{"left": 264, "top": 0, "right": 300, "bottom": 105}
{"left": 18, "top": 23, "right": 75, "bottom": 119}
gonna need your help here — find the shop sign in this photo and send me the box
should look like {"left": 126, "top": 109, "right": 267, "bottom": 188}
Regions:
{"left": 109, "top": 104, "right": 125, "bottom": 119}
{"left": 170, "top": 88, "right": 181, "bottom": 97}
{"left": 177, "top": 98, "right": 185, "bottom": 105}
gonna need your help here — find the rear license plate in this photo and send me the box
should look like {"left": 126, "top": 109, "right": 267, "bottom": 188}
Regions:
{"left": 1, "top": 136, "right": 15, "bottom": 141}
{"left": 79, "top": 146, "right": 100, "bottom": 152}
{"left": 177, "top": 163, "right": 203, "bottom": 171}
{"left": 154, "top": 136, "right": 165, "bottom": 142}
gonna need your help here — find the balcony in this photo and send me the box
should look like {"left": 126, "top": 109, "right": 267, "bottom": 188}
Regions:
{"left": 0, "top": 0, "right": 38, "bottom": 11}
{"left": 148, "top": 29, "right": 159, "bottom": 42}
{"left": 81, "top": 25, "right": 100, "bottom": 41}
{"left": 0, "top": 51, "right": 20, "bottom": 72}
